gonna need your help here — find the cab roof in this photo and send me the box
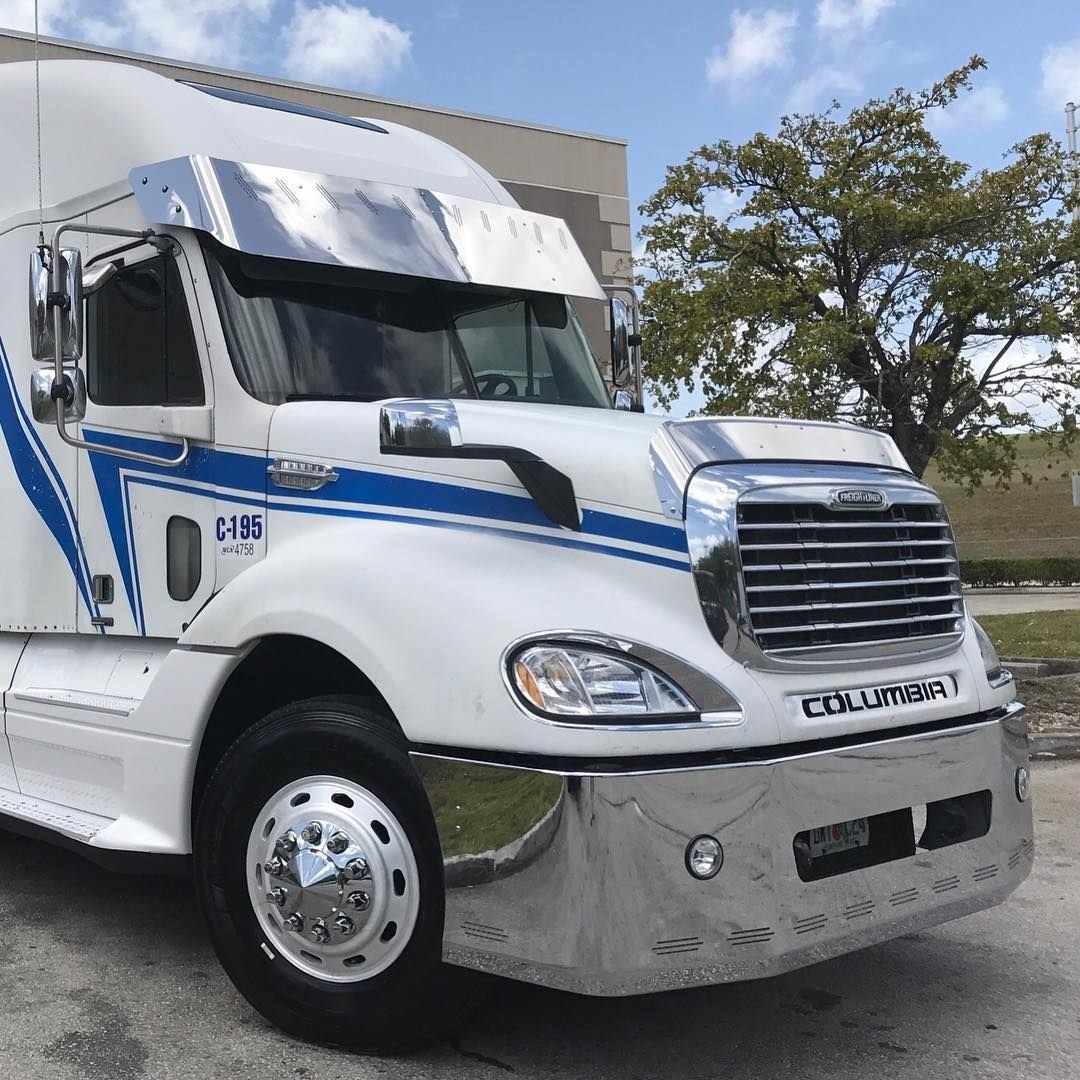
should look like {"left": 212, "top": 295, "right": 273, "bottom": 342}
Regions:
{"left": 0, "top": 60, "right": 514, "bottom": 228}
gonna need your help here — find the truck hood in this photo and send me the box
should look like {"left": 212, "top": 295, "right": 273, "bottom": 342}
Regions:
{"left": 268, "top": 400, "right": 912, "bottom": 522}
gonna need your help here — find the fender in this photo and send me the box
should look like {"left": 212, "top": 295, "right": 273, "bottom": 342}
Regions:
{"left": 178, "top": 516, "right": 775, "bottom": 759}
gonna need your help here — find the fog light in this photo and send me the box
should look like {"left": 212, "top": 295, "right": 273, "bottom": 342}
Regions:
{"left": 685, "top": 835, "right": 723, "bottom": 879}
{"left": 1015, "top": 766, "right": 1031, "bottom": 803}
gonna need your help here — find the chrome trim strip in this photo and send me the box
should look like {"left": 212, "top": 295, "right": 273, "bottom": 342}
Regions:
{"left": 413, "top": 705, "right": 1024, "bottom": 778}
{"left": 267, "top": 459, "right": 340, "bottom": 491}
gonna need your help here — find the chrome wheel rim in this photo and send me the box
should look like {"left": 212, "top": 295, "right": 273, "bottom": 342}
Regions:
{"left": 246, "top": 775, "right": 420, "bottom": 983}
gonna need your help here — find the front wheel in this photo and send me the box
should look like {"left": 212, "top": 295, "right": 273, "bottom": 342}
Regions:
{"left": 194, "top": 698, "right": 466, "bottom": 1051}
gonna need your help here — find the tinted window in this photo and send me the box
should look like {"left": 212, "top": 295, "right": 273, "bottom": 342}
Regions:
{"left": 203, "top": 243, "right": 611, "bottom": 410}
{"left": 88, "top": 256, "right": 205, "bottom": 407}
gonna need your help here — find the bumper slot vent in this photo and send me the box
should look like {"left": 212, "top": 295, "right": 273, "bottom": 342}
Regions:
{"left": 652, "top": 936, "right": 703, "bottom": 956}
{"left": 793, "top": 913, "right": 828, "bottom": 936}
{"left": 461, "top": 921, "right": 509, "bottom": 944}
{"left": 932, "top": 875, "right": 961, "bottom": 894}
{"left": 889, "top": 887, "right": 919, "bottom": 907}
{"left": 737, "top": 498, "right": 963, "bottom": 655}
{"left": 843, "top": 899, "right": 875, "bottom": 920}
{"left": 727, "top": 927, "right": 775, "bottom": 947}
{"left": 972, "top": 864, "right": 999, "bottom": 883}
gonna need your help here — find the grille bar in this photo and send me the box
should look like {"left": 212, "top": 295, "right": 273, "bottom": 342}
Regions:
{"left": 756, "top": 611, "right": 960, "bottom": 637}
{"left": 746, "top": 573, "right": 960, "bottom": 594}
{"left": 753, "top": 594, "right": 963, "bottom": 615}
{"left": 738, "top": 496, "right": 962, "bottom": 654}
{"left": 741, "top": 538, "right": 952, "bottom": 552}
{"left": 744, "top": 557, "right": 955, "bottom": 574}
{"left": 739, "top": 519, "right": 948, "bottom": 532}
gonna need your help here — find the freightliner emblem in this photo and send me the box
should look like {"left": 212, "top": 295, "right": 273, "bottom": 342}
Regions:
{"left": 831, "top": 488, "right": 887, "bottom": 509}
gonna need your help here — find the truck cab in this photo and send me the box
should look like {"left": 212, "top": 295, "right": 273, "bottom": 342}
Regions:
{"left": 0, "top": 60, "right": 1032, "bottom": 1050}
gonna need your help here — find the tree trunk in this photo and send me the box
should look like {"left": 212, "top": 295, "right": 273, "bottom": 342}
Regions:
{"left": 889, "top": 421, "right": 936, "bottom": 477}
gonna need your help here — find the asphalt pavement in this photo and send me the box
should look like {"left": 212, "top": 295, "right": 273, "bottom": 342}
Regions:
{"left": 0, "top": 761, "right": 1077, "bottom": 1080}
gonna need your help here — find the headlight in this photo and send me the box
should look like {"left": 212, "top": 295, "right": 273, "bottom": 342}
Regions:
{"left": 972, "top": 619, "right": 1011, "bottom": 689}
{"left": 509, "top": 644, "right": 698, "bottom": 721}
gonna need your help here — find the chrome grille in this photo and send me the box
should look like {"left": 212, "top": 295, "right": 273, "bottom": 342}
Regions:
{"left": 737, "top": 499, "right": 963, "bottom": 654}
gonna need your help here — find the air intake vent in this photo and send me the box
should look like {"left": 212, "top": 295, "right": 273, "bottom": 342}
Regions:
{"left": 737, "top": 499, "right": 963, "bottom": 655}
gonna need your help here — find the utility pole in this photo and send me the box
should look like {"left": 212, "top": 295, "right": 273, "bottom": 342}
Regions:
{"left": 1067, "top": 101, "right": 1079, "bottom": 223}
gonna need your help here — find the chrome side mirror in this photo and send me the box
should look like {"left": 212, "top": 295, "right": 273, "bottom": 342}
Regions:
{"left": 610, "top": 296, "right": 632, "bottom": 388}
{"left": 380, "top": 400, "right": 463, "bottom": 450}
{"left": 30, "top": 367, "right": 86, "bottom": 424}
{"left": 29, "top": 247, "right": 83, "bottom": 361}
{"left": 614, "top": 389, "right": 635, "bottom": 411}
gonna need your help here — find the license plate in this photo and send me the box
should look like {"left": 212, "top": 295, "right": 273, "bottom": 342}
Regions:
{"left": 807, "top": 818, "right": 870, "bottom": 858}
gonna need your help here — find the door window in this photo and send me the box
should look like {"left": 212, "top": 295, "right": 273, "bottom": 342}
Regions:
{"left": 87, "top": 255, "right": 205, "bottom": 407}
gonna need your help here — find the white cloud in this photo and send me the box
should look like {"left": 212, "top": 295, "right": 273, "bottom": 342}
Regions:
{"left": 816, "top": 0, "right": 895, "bottom": 35}
{"left": 1041, "top": 39, "right": 1080, "bottom": 109}
{"left": 283, "top": 3, "right": 411, "bottom": 87}
{"left": 94, "top": 0, "right": 273, "bottom": 64}
{"left": 785, "top": 66, "right": 861, "bottom": 112}
{"left": 927, "top": 83, "right": 1009, "bottom": 132}
{"left": 0, "top": 0, "right": 65, "bottom": 34}
{"left": 706, "top": 8, "right": 798, "bottom": 87}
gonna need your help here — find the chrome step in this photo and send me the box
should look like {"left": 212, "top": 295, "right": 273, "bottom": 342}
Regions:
{"left": 0, "top": 788, "right": 113, "bottom": 842}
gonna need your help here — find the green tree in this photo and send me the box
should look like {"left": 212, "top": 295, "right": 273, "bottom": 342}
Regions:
{"left": 638, "top": 58, "right": 1080, "bottom": 484}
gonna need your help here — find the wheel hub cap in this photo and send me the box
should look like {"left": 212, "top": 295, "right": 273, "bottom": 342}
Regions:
{"left": 246, "top": 776, "right": 420, "bottom": 983}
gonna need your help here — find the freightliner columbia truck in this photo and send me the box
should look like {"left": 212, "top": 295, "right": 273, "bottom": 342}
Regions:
{"left": 0, "top": 60, "right": 1032, "bottom": 1049}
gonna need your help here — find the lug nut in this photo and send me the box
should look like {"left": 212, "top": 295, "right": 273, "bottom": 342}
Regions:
{"left": 266, "top": 887, "right": 288, "bottom": 907}
{"left": 308, "top": 919, "right": 330, "bottom": 944}
{"left": 277, "top": 831, "right": 298, "bottom": 854}
{"left": 346, "top": 858, "right": 369, "bottom": 880}
{"left": 284, "top": 913, "right": 304, "bottom": 933}
{"left": 326, "top": 831, "right": 350, "bottom": 854}
{"left": 263, "top": 856, "right": 286, "bottom": 877}
{"left": 334, "top": 914, "right": 356, "bottom": 936}
{"left": 301, "top": 822, "right": 323, "bottom": 845}
{"left": 346, "top": 890, "right": 370, "bottom": 911}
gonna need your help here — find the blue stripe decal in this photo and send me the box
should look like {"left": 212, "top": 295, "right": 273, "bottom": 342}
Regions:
{"left": 0, "top": 336, "right": 99, "bottom": 626}
{"left": 123, "top": 473, "right": 690, "bottom": 573}
{"left": 83, "top": 429, "right": 270, "bottom": 625}
{"left": 82, "top": 428, "right": 688, "bottom": 557}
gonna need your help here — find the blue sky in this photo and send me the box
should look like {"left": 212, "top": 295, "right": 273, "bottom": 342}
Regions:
{"left": 4, "top": 0, "right": 1079, "bottom": 228}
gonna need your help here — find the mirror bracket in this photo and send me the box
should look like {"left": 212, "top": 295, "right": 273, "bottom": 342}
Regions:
{"left": 379, "top": 400, "right": 580, "bottom": 531}
{"left": 35, "top": 222, "right": 191, "bottom": 468}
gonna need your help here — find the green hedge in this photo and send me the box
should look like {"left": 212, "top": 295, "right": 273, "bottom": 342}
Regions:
{"left": 960, "top": 557, "right": 1080, "bottom": 588}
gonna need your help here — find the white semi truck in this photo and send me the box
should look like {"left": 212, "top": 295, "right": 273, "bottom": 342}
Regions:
{"left": 0, "top": 59, "right": 1032, "bottom": 1050}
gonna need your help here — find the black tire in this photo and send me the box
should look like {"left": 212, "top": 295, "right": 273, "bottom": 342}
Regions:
{"left": 194, "top": 696, "right": 470, "bottom": 1051}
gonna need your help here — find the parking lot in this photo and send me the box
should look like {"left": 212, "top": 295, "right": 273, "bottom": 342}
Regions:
{"left": 0, "top": 760, "right": 1074, "bottom": 1080}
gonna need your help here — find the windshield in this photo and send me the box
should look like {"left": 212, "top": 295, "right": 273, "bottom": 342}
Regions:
{"left": 202, "top": 241, "right": 612, "bottom": 409}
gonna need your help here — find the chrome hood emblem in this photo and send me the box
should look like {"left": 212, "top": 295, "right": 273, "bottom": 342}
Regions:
{"left": 830, "top": 488, "right": 888, "bottom": 510}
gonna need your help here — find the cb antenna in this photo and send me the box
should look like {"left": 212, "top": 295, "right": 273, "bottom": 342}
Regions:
{"left": 33, "top": 0, "right": 45, "bottom": 248}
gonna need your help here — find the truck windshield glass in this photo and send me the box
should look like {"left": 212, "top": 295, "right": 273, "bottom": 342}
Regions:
{"left": 202, "top": 242, "right": 612, "bottom": 408}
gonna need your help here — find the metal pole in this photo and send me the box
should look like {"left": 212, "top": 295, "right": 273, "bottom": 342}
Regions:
{"left": 1067, "top": 102, "right": 1078, "bottom": 223}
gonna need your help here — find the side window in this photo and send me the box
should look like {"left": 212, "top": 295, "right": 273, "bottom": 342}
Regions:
{"left": 87, "top": 255, "right": 205, "bottom": 406}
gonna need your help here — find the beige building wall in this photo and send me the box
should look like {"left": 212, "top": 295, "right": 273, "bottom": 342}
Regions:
{"left": 0, "top": 28, "right": 632, "bottom": 375}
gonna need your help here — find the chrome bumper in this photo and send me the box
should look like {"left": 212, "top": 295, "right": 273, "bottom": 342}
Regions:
{"left": 413, "top": 704, "right": 1033, "bottom": 995}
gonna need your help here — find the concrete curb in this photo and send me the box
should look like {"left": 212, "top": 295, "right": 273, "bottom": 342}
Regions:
{"left": 1004, "top": 657, "right": 1080, "bottom": 677}
{"left": 443, "top": 795, "right": 565, "bottom": 889}
{"left": 965, "top": 587, "right": 1080, "bottom": 595}
{"left": 1031, "top": 733, "right": 1080, "bottom": 760}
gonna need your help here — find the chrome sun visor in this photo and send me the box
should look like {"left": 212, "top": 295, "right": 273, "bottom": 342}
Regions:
{"left": 129, "top": 155, "right": 606, "bottom": 300}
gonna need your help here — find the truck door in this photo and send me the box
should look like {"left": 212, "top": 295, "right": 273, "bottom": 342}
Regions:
{"left": 75, "top": 247, "right": 218, "bottom": 637}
